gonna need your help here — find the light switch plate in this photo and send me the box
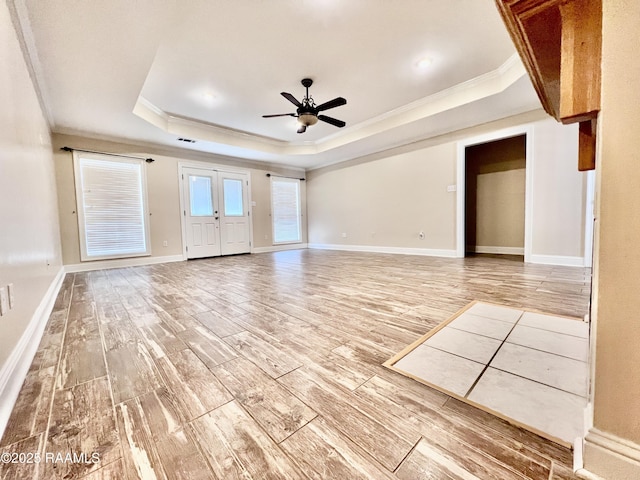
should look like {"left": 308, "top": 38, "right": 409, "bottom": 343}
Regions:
{"left": 7, "top": 283, "right": 14, "bottom": 309}
{"left": 447, "top": 185, "right": 457, "bottom": 192}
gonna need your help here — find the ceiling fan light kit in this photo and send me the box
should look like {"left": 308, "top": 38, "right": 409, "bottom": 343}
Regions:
{"left": 263, "top": 78, "right": 347, "bottom": 134}
{"left": 298, "top": 113, "right": 318, "bottom": 126}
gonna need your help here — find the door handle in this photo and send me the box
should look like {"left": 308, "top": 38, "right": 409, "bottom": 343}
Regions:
{"left": 215, "top": 216, "right": 219, "bottom": 220}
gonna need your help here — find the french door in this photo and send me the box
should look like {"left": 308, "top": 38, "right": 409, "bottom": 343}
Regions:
{"left": 218, "top": 171, "right": 251, "bottom": 255}
{"left": 182, "top": 167, "right": 250, "bottom": 259}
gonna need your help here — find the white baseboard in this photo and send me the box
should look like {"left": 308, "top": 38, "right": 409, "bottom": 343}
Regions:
{"left": 581, "top": 428, "right": 640, "bottom": 480}
{"left": 472, "top": 246, "right": 525, "bottom": 255}
{"left": 584, "top": 402, "right": 594, "bottom": 436}
{"left": 308, "top": 243, "right": 458, "bottom": 258}
{"left": 528, "top": 254, "right": 586, "bottom": 267}
{"left": 252, "top": 243, "right": 308, "bottom": 254}
{"left": 0, "top": 266, "right": 65, "bottom": 440}
{"left": 65, "top": 254, "right": 184, "bottom": 273}
{"left": 573, "top": 403, "right": 598, "bottom": 477}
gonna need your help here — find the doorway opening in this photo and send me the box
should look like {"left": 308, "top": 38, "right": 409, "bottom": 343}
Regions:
{"left": 463, "top": 134, "right": 527, "bottom": 260}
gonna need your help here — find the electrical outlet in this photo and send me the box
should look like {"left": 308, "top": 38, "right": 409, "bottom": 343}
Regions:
{"left": 341, "top": 232, "right": 347, "bottom": 238}
{"left": 7, "top": 283, "right": 14, "bottom": 309}
{"left": 0, "top": 286, "right": 8, "bottom": 316}
{"left": 419, "top": 231, "right": 425, "bottom": 239}
{"left": 163, "top": 240, "right": 168, "bottom": 247}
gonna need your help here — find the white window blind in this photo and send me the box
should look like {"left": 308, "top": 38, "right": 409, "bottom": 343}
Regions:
{"left": 271, "top": 177, "right": 301, "bottom": 244}
{"left": 74, "top": 152, "right": 151, "bottom": 261}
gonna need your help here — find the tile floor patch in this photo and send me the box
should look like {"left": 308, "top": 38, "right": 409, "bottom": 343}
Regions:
{"left": 465, "top": 303, "right": 523, "bottom": 323}
{"left": 393, "top": 344, "right": 484, "bottom": 397}
{"left": 490, "top": 343, "right": 588, "bottom": 397}
{"left": 506, "top": 324, "right": 589, "bottom": 362}
{"left": 468, "top": 368, "right": 586, "bottom": 444}
{"left": 448, "top": 312, "right": 515, "bottom": 340}
{"left": 518, "top": 312, "right": 589, "bottom": 338}
{"left": 424, "top": 326, "right": 502, "bottom": 364}
{"left": 387, "top": 301, "right": 589, "bottom": 446}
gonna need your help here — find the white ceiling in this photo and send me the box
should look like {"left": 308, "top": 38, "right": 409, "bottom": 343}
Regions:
{"left": 13, "top": 0, "right": 542, "bottom": 170}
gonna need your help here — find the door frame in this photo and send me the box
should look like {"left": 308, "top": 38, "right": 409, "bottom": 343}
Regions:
{"left": 178, "top": 161, "right": 254, "bottom": 260}
{"left": 583, "top": 169, "right": 596, "bottom": 268}
{"left": 455, "top": 125, "right": 534, "bottom": 261}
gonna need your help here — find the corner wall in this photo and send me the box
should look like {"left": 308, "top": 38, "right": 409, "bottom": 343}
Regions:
{"left": 0, "top": 0, "right": 63, "bottom": 436}
{"left": 583, "top": 1, "right": 640, "bottom": 478}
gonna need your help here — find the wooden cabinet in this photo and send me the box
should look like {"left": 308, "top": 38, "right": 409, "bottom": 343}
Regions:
{"left": 496, "top": 0, "right": 601, "bottom": 170}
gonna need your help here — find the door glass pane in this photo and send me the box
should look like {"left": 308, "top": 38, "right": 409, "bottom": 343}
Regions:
{"left": 190, "top": 175, "right": 213, "bottom": 216}
{"left": 223, "top": 178, "right": 244, "bottom": 216}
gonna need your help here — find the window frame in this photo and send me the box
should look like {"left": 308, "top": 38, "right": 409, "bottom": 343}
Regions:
{"left": 270, "top": 176, "right": 302, "bottom": 245}
{"left": 73, "top": 151, "right": 152, "bottom": 261}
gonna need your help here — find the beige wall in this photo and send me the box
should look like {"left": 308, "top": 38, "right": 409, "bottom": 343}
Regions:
{"left": 585, "top": 1, "right": 640, "bottom": 478}
{"left": 0, "top": 1, "right": 62, "bottom": 367}
{"left": 465, "top": 136, "right": 526, "bottom": 251}
{"left": 307, "top": 112, "right": 586, "bottom": 261}
{"left": 477, "top": 169, "right": 526, "bottom": 248}
{"left": 308, "top": 142, "right": 457, "bottom": 250}
{"left": 530, "top": 120, "right": 585, "bottom": 258}
{"left": 53, "top": 134, "right": 307, "bottom": 267}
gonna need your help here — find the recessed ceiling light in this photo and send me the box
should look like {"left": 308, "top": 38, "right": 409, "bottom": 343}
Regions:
{"left": 415, "top": 57, "right": 433, "bottom": 69}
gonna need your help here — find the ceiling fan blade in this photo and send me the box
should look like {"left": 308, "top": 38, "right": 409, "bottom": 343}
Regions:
{"left": 318, "top": 115, "right": 346, "bottom": 128}
{"left": 262, "top": 113, "right": 296, "bottom": 118}
{"left": 297, "top": 124, "right": 307, "bottom": 134}
{"left": 281, "top": 92, "right": 302, "bottom": 107}
{"left": 316, "top": 97, "right": 347, "bottom": 112}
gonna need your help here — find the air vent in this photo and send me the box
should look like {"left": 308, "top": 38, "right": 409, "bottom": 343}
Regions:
{"left": 177, "top": 137, "right": 196, "bottom": 143}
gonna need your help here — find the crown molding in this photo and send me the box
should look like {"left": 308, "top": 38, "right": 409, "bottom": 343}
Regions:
{"left": 6, "top": 0, "right": 56, "bottom": 127}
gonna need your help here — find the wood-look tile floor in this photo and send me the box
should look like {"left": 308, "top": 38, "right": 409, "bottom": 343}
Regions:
{"left": 0, "top": 250, "right": 591, "bottom": 479}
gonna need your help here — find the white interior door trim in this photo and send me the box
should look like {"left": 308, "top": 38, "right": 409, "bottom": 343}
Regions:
{"left": 178, "top": 161, "right": 254, "bottom": 260}
{"left": 583, "top": 169, "right": 596, "bottom": 268}
{"left": 456, "top": 124, "right": 534, "bottom": 261}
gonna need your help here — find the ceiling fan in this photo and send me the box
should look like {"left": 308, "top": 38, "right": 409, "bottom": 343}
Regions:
{"left": 262, "top": 78, "right": 347, "bottom": 133}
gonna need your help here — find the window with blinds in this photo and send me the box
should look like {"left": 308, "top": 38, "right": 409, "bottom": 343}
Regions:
{"left": 73, "top": 152, "right": 151, "bottom": 261}
{"left": 270, "top": 177, "right": 302, "bottom": 244}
